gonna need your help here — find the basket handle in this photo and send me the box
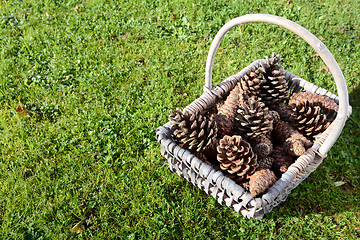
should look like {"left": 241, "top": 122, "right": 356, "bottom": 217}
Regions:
{"left": 205, "top": 14, "right": 349, "bottom": 156}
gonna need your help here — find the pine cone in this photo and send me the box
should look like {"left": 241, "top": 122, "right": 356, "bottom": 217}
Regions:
{"left": 215, "top": 85, "right": 243, "bottom": 136}
{"left": 217, "top": 135, "right": 258, "bottom": 183}
{"left": 268, "top": 110, "right": 280, "bottom": 124}
{"left": 273, "top": 120, "right": 312, "bottom": 156}
{"left": 238, "top": 69, "right": 262, "bottom": 97}
{"left": 271, "top": 146, "right": 295, "bottom": 176}
{"left": 249, "top": 169, "right": 277, "bottom": 196}
{"left": 194, "top": 151, "right": 207, "bottom": 162}
{"left": 194, "top": 151, "right": 214, "bottom": 166}
{"left": 283, "top": 139, "right": 306, "bottom": 157}
{"left": 258, "top": 53, "right": 289, "bottom": 107}
{"left": 169, "top": 108, "right": 217, "bottom": 152}
{"left": 289, "top": 92, "right": 339, "bottom": 139}
{"left": 258, "top": 156, "right": 274, "bottom": 170}
{"left": 205, "top": 103, "right": 219, "bottom": 119}
{"left": 235, "top": 96, "right": 273, "bottom": 138}
{"left": 273, "top": 102, "right": 292, "bottom": 122}
{"left": 251, "top": 135, "right": 273, "bottom": 158}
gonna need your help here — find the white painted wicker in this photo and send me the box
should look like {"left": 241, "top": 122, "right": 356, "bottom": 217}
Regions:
{"left": 156, "top": 14, "right": 352, "bottom": 219}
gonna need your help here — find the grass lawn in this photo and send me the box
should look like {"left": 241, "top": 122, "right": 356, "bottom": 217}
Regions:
{"left": 0, "top": 0, "right": 359, "bottom": 239}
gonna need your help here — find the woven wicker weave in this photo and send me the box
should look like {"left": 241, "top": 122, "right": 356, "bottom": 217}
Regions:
{"left": 156, "top": 14, "right": 352, "bottom": 219}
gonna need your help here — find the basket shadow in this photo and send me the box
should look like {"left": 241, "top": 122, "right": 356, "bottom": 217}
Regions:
{"left": 266, "top": 87, "right": 360, "bottom": 218}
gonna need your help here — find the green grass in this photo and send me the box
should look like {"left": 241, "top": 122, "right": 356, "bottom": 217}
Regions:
{"left": 0, "top": 0, "right": 359, "bottom": 239}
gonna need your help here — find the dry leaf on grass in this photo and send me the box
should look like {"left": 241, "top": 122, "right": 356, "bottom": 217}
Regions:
{"left": 16, "top": 103, "right": 30, "bottom": 118}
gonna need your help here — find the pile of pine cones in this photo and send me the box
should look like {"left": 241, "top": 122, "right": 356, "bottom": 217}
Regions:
{"left": 169, "top": 54, "right": 338, "bottom": 197}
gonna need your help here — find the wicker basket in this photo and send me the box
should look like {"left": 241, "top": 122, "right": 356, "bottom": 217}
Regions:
{"left": 156, "top": 14, "right": 352, "bottom": 219}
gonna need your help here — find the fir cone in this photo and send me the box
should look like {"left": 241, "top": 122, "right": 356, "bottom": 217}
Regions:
{"left": 258, "top": 53, "right": 289, "bottom": 107}
{"left": 273, "top": 102, "right": 293, "bottom": 122}
{"left": 283, "top": 139, "right": 306, "bottom": 157}
{"left": 289, "top": 92, "right": 339, "bottom": 139}
{"left": 215, "top": 85, "right": 243, "bottom": 136}
{"left": 238, "top": 69, "right": 262, "bottom": 97}
{"left": 272, "top": 120, "right": 312, "bottom": 147}
{"left": 194, "top": 151, "right": 218, "bottom": 167}
{"left": 235, "top": 96, "right": 273, "bottom": 138}
{"left": 249, "top": 168, "right": 277, "bottom": 196}
{"left": 251, "top": 135, "right": 273, "bottom": 158}
{"left": 271, "top": 146, "right": 295, "bottom": 176}
{"left": 169, "top": 108, "right": 217, "bottom": 152}
{"left": 258, "top": 156, "right": 274, "bottom": 170}
{"left": 194, "top": 152, "right": 208, "bottom": 163}
{"left": 202, "top": 137, "right": 219, "bottom": 165}
{"left": 268, "top": 110, "right": 280, "bottom": 124}
{"left": 217, "top": 135, "right": 258, "bottom": 183}
{"left": 205, "top": 103, "right": 219, "bottom": 120}
{"left": 273, "top": 120, "right": 312, "bottom": 156}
